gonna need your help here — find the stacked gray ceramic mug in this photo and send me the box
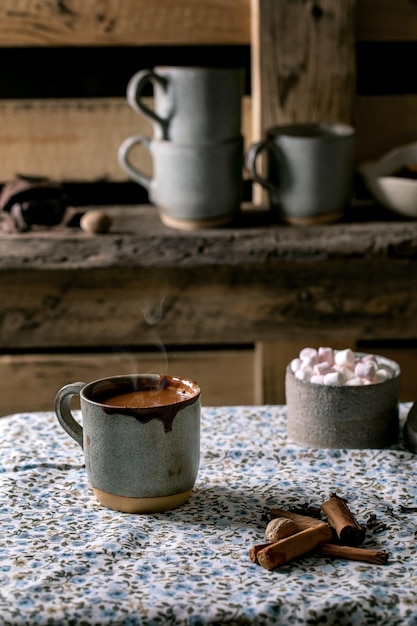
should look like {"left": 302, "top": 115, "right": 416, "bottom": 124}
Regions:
{"left": 118, "top": 66, "right": 245, "bottom": 230}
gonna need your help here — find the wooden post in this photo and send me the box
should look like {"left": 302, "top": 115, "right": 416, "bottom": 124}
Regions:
{"left": 250, "top": 0, "right": 357, "bottom": 203}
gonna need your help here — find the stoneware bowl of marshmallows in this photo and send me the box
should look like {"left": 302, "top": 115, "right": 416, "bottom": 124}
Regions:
{"left": 285, "top": 347, "right": 401, "bottom": 449}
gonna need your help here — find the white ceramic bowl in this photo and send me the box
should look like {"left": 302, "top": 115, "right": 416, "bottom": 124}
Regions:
{"left": 359, "top": 142, "right": 417, "bottom": 218}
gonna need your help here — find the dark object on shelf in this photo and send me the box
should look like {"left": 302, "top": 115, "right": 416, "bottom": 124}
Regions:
{"left": 0, "top": 177, "right": 68, "bottom": 232}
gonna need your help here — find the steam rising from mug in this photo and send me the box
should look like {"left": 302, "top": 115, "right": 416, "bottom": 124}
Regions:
{"left": 103, "top": 299, "right": 170, "bottom": 381}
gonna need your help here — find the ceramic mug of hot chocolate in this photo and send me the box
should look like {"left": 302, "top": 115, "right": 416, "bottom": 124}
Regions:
{"left": 55, "top": 374, "right": 201, "bottom": 513}
{"left": 127, "top": 66, "right": 244, "bottom": 142}
{"left": 246, "top": 123, "right": 355, "bottom": 225}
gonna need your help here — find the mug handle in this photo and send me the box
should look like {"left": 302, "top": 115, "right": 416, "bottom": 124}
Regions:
{"left": 118, "top": 135, "right": 152, "bottom": 190}
{"left": 127, "top": 69, "right": 169, "bottom": 139}
{"left": 245, "top": 140, "right": 276, "bottom": 191}
{"left": 55, "top": 382, "right": 86, "bottom": 449}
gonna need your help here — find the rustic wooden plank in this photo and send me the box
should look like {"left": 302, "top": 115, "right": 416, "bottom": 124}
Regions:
{"left": 0, "top": 0, "right": 412, "bottom": 47}
{"left": 0, "top": 97, "right": 252, "bottom": 183}
{"left": 356, "top": 0, "right": 417, "bottom": 41}
{"left": 355, "top": 95, "right": 417, "bottom": 162}
{"left": 0, "top": 348, "right": 255, "bottom": 416}
{"left": 0, "top": 0, "right": 250, "bottom": 46}
{"left": 0, "top": 98, "right": 152, "bottom": 183}
{"left": 1, "top": 251, "right": 417, "bottom": 347}
{"left": 3, "top": 206, "right": 417, "bottom": 270}
{"left": 251, "top": 0, "right": 356, "bottom": 140}
{"left": 2, "top": 208, "right": 417, "bottom": 349}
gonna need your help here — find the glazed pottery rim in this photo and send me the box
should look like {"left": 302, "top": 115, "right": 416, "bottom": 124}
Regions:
{"left": 154, "top": 65, "right": 243, "bottom": 72}
{"left": 80, "top": 373, "right": 201, "bottom": 408}
{"left": 267, "top": 122, "right": 355, "bottom": 140}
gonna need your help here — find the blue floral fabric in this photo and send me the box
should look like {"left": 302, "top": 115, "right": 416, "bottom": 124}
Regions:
{"left": 1, "top": 405, "right": 417, "bottom": 625}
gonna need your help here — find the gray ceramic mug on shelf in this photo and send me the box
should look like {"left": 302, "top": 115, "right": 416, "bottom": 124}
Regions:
{"left": 246, "top": 123, "right": 355, "bottom": 225}
{"left": 118, "top": 134, "right": 244, "bottom": 229}
{"left": 55, "top": 374, "right": 201, "bottom": 513}
{"left": 127, "top": 66, "right": 244, "bottom": 142}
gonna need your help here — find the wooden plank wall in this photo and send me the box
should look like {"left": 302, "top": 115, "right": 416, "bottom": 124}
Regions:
{"left": 0, "top": 348, "right": 256, "bottom": 414}
{"left": 251, "top": 0, "right": 356, "bottom": 140}
{"left": 1, "top": 1, "right": 417, "bottom": 411}
{"left": 0, "top": 0, "right": 415, "bottom": 187}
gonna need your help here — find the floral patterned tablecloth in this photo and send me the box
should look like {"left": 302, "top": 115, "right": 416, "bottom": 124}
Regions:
{"left": 1, "top": 404, "right": 417, "bottom": 626}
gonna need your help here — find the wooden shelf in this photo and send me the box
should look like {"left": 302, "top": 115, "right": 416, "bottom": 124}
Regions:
{"left": 2, "top": 205, "right": 417, "bottom": 344}
{"left": 2, "top": 204, "right": 417, "bottom": 270}
{"left": 2, "top": 204, "right": 417, "bottom": 411}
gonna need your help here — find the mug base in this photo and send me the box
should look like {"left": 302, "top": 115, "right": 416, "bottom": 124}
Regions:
{"left": 279, "top": 210, "right": 343, "bottom": 226}
{"left": 92, "top": 487, "right": 193, "bottom": 513}
{"left": 159, "top": 211, "right": 233, "bottom": 230}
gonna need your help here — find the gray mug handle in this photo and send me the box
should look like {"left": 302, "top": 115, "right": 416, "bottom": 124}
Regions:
{"left": 55, "top": 382, "right": 86, "bottom": 449}
{"left": 245, "top": 140, "right": 276, "bottom": 191}
{"left": 127, "top": 69, "right": 169, "bottom": 139}
{"left": 118, "top": 135, "right": 152, "bottom": 190}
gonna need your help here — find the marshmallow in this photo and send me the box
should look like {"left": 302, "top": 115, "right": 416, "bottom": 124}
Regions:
{"left": 300, "top": 355, "right": 316, "bottom": 369}
{"left": 290, "top": 346, "right": 395, "bottom": 387}
{"left": 299, "top": 347, "right": 318, "bottom": 361}
{"left": 295, "top": 368, "right": 312, "bottom": 382}
{"left": 314, "top": 361, "right": 332, "bottom": 376}
{"left": 375, "top": 368, "right": 390, "bottom": 382}
{"left": 323, "top": 371, "right": 344, "bottom": 386}
{"left": 345, "top": 377, "right": 363, "bottom": 386}
{"left": 290, "top": 358, "right": 301, "bottom": 373}
{"left": 310, "top": 374, "right": 324, "bottom": 384}
{"left": 318, "top": 347, "right": 334, "bottom": 365}
{"left": 334, "top": 348, "right": 355, "bottom": 368}
{"left": 380, "top": 363, "right": 394, "bottom": 377}
{"left": 337, "top": 366, "right": 355, "bottom": 382}
{"left": 354, "top": 361, "right": 377, "bottom": 381}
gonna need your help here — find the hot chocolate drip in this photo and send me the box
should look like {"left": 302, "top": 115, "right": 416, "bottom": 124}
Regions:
{"left": 90, "top": 375, "right": 200, "bottom": 432}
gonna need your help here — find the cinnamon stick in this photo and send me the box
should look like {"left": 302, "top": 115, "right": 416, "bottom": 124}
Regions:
{"left": 269, "top": 508, "right": 323, "bottom": 530}
{"left": 249, "top": 542, "right": 273, "bottom": 563}
{"left": 255, "top": 522, "right": 333, "bottom": 570}
{"left": 320, "top": 494, "right": 365, "bottom": 546}
{"left": 317, "top": 542, "right": 389, "bottom": 565}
